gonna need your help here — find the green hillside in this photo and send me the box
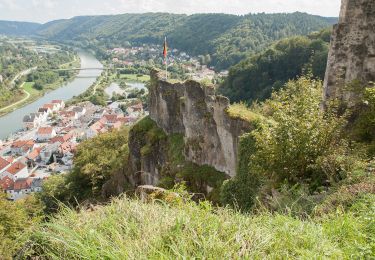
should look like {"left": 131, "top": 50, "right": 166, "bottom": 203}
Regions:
{"left": 34, "top": 12, "right": 336, "bottom": 69}
{"left": 219, "top": 29, "right": 332, "bottom": 103}
{"left": 0, "top": 20, "right": 40, "bottom": 36}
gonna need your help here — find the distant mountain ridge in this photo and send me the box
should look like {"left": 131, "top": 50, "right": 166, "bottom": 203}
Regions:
{"left": 0, "top": 20, "right": 41, "bottom": 36}
{"left": 0, "top": 12, "right": 337, "bottom": 69}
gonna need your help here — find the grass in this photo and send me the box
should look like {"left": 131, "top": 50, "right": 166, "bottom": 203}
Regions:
{"left": 226, "top": 102, "right": 263, "bottom": 123}
{"left": 119, "top": 74, "right": 150, "bottom": 83}
{"left": 28, "top": 194, "right": 375, "bottom": 259}
{"left": 23, "top": 82, "right": 39, "bottom": 96}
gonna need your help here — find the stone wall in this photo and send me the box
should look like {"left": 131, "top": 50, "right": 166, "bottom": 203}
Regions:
{"left": 323, "top": 0, "right": 375, "bottom": 105}
{"left": 145, "top": 69, "right": 252, "bottom": 178}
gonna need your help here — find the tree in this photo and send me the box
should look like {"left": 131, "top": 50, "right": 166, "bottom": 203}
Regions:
{"left": 66, "top": 127, "right": 130, "bottom": 201}
{"left": 0, "top": 192, "right": 42, "bottom": 258}
{"left": 250, "top": 76, "right": 346, "bottom": 188}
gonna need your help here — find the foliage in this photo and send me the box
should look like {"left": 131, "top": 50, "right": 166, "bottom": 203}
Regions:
{"left": 67, "top": 127, "right": 130, "bottom": 201}
{"left": 28, "top": 193, "right": 374, "bottom": 259}
{"left": 37, "top": 127, "right": 131, "bottom": 211}
{"left": 350, "top": 86, "right": 375, "bottom": 155}
{"left": 226, "top": 102, "right": 263, "bottom": 123}
{"left": 33, "top": 13, "right": 335, "bottom": 70}
{"left": 221, "top": 133, "right": 260, "bottom": 211}
{"left": 0, "top": 193, "right": 43, "bottom": 259}
{"left": 250, "top": 77, "right": 347, "bottom": 189}
{"left": 0, "top": 21, "right": 40, "bottom": 36}
{"left": 219, "top": 31, "right": 331, "bottom": 103}
{"left": 36, "top": 174, "right": 70, "bottom": 215}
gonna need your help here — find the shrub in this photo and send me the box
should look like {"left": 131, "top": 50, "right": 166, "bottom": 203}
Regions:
{"left": 221, "top": 133, "right": 260, "bottom": 211}
{"left": 250, "top": 76, "right": 346, "bottom": 189}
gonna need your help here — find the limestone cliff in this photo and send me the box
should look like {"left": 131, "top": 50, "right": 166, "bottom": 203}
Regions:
{"left": 129, "top": 69, "right": 253, "bottom": 189}
{"left": 323, "top": 0, "right": 375, "bottom": 105}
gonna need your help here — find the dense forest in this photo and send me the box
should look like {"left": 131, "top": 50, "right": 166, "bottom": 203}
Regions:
{"left": 38, "top": 12, "right": 336, "bottom": 69}
{"left": 219, "top": 29, "right": 331, "bottom": 103}
{"left": 0, "top": 13, "right": 336, "bottom": 70}
{"left": 0, "top": 21, "right": 40, "bottom": 36}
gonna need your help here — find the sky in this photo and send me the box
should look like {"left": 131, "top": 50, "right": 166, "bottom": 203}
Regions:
{"left": 0, "top": 0, "right": 342, "bottom": 24}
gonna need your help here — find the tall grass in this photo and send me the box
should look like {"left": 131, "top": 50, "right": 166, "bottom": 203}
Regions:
{"left": 28, "top": 194, "right": 374, "bottom": 259}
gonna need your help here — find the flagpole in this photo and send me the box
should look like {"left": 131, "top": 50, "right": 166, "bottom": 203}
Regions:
{"left": 165, "top": 36, "right": 168, "bottom": 80}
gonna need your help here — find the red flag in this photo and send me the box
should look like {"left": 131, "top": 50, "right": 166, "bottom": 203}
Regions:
{"left": 163, "top": 37, "right": 167, "bottom": 58}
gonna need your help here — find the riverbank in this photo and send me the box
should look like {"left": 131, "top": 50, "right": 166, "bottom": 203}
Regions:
{"left": 0, "top": 56, "right": 81, "bottom": 117}
{"left": 0, "top": 51, "right": 102, "bottom": 139}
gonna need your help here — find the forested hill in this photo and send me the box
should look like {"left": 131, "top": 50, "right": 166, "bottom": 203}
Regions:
{"left": 0, "top": 21, "right": 40, "bottom": 36}
{"left": 0, "top": 12, "right": 337, "bottom": 70}
{"left": 219, "top": 29, "right": 332, "bottom": 103}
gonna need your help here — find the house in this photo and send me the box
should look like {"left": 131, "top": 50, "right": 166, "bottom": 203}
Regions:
{"left": 51, "top": 100, "right": 65, "bottom": 110}
{"left": 38, "top": 107, "right": 52, "bottom": 115}
{"left": 26, "top": 147, "right": 42, "bottom": 167}
{"left": 72, "top": 106, "right": 86, "bottom": 118}
{"left": 23, "top": 113, "right": 44, "bottom": 129}
{"left": 10, "top": 140, "right": 35, "bottom": 155}
{"left": 43, "top": 103, "right": 59, "bottom": 112}
{"left": 0, "top": 157, "right": 11, "bottom": 174}
{"left": 49, "top": 133, "right": 73, "bottom": 145}
{"left": 100, "top": 114, "right": 118, "bottom": 128}
{"left": 36, "top": 127, "right": 56, "bottom": 141}
{"left": 0, "top": 161, "right": 29, "bottom": 181}
{"left": 59, "top": 141, "right": 77, "bottom": 156}
{"left": 93, "top": 108, "right": 106, "bottom": 120}
{"left": 40, "top": 143, "right": 60, "bottom": 164}
{"left": 6, "top": 178, "right": 43, "bottom": 200}
{"left": 59, "top": 110, "right": 78, "bottom": 120}
{"left": 0, "top": 176, "right": 14, "bottom": 190}
{"left": 126, "top": 103, "right": 144, "bottom": 117}
{"left": 86, "top": 121, "right": 106, "bottom": 138}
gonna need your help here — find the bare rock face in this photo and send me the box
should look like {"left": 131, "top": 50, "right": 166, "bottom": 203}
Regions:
{"left": 323, "top": 0, "right": 375, "bottom": 106}
{"left": 148, "top": 69, "right": 252, "bottom": 177}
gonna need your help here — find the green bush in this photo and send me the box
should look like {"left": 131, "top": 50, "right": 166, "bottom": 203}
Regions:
{"left": 221, "top": 133, "right": 260, "bottom": 211}
{"left": 250, "top": 76, "right": 346, "bottom": 189}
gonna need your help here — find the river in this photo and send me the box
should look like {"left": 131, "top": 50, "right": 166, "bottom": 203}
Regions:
{"left": 0, "top": 51, "right": 103, "bottom": 140}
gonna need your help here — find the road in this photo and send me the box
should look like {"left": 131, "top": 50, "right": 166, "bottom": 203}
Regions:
{"left": 10, "top": 67, "right": 38, "bottom": 86}
{"left": 0, "top": 83, "right": 31, "bottom": 112}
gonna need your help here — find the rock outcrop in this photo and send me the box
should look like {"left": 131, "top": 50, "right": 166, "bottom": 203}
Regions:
{"left": 323, "top": 0, "right": 375, "bottom": 106}
{"left": 148, "top": 69, "right": 252, "bottom": 178}
{"left": 129, "top": 69, "right": 253, "bottom": 189}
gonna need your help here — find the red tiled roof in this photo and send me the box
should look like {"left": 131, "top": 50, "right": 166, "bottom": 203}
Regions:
{"left": 90, "top": 121, "right": 105, "bottom": 132}
{"left": 27, "top": 148, "right": 42, "bottom": 160}
{"left": 100, "top": 114, "right": 118, "bottom": 124}
{"left": 6, "top": 162, "right": 27, "bottom": 175}
{"left": 11, "top": 140, "right": 35, "bottom": 149}
{"left": 59, "top": 111, "right": 76, "bottom": 117}
{"left": 13, "top": 178, "right": 33, "bottom": 190}
{"left": 0, "top": 176, "right": 14, "bottom": 190}
{"left": 43, "top": 104, "right": 55, "bottom": 109}
{"left": 52, "top": 100, "right": 63, "bottom": 104}
{"left": 50, "top": 133, "right": 72, "bottom": 144}
{"left": 37, "top": 127, "right": 53, "bottom": 135}
{"left": 59, "top": 142, "right": 77, "bottom": 154}
{"left": 0, "top": 157, "right": 10, "bottom": 171}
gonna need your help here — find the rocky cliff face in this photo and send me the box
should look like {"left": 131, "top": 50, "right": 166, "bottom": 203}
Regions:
{"left": 323, "top": 0, "right": 375, "bottom": 105}
{"left": 129, "top": 69, "right": 253, "bottom": 188}
{"left": 148, "top": 69, "right": 252, "bottom": 178}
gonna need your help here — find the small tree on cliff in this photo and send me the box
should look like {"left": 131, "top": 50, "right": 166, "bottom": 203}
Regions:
{"left": 251, "top": 76, "right": 347, "bottom": 188}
